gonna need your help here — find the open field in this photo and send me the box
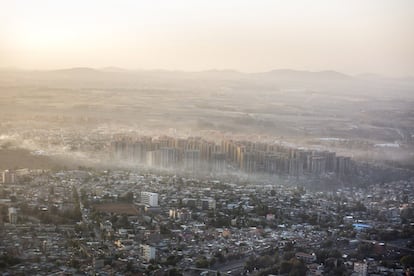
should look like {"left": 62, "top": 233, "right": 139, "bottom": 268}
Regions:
{"left": 0, "top": 69, "right": 413, "bottom": 167}
{"left": 0, "top": 148, "right": 60, "bottom": 170}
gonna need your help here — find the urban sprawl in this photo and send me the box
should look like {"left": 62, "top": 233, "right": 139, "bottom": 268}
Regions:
{"left": 0, "top": 135, "right": 413, "bottom": 276}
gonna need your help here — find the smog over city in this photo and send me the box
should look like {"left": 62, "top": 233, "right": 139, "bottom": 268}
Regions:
{"left": 1, "top": 1, "right": 414, "bottom": 275}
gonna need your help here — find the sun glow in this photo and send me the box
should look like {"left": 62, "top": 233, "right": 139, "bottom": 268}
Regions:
{"left": 1, "top": 0, "right": 413, "bottom": 75}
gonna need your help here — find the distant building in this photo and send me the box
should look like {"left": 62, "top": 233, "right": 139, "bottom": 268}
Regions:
{"left": 159, "top": 147, "right": 179, "bottom": 168}
{"left": 310, "top": 156, "right": 326, "bottom": 175}
{"left": 169, "top": 208, "right": 192, "bottom": 221}
{"left": 100, "top": 220, "right": 113, "bottom": 232}
{"left": 141, "top": 192, "right": 159, "bottom": 207}
{"left": 140, "top": 244, "right": 156, "bottom": 261}
{"left": 199, "top": 198, "right": 216, "bottom": 210}
{"left": 8, "top": 207, "right": 18, "bottom": 224}
{"left": 146, "top": 151, "right": 160, "bottom": 167}
{"left": 289, "top": 158, "right": 303, "bottom": 177}
{"left": 2, "top": 170, "right": 15, "bottom": 184}
{"left": 181, "top": 198, "right": 195, "bottom": 209}
{"left": 336, "top": 156, "right": 351, "bottom": 176}
{"left": 353, "top": 261, "right": 367, "bottom": 276}
{"left": 241, "top": 151, "right": 257, "bottom": 173}
{"left": 295, "top": 252, "right": 317, "bottom": 263}
{"left": 211, "top": 152, "right": 226, "bottom": 172}
{"left": 183, "top": 149, "right": 201, "bottom": 171}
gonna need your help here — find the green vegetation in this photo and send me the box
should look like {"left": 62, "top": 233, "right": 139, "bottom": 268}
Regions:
{"left": 400, "top": 255, "right": 414, "bottom": 268}
{"left": 0, "top": 253, "right": 21, "bottom": 269}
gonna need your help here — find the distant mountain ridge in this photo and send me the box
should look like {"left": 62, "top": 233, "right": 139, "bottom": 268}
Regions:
{"left": 1, "top": 68, "right": 413, "bottom": 89}
{"left": 254, "top": 69, "right": 352, "bottom": 81}
{"left": 42, "top": 67, "right": 355, "bottom": 81}
{"left": 3, "top": 67, "right": 412, "bottom": 80}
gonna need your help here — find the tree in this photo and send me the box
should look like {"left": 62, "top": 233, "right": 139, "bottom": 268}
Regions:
{"left": 256, "top": 255, "right": 273, "bottom": 269}
{"left": 324, "top": 258, "right": 346, "bottom": 276}
{"left": 72, "top": 188, "right": 79, "bottom": 202}
{"left": 168, "top": 268, "right": 182, "bottom": 276}
{"left": 118, "top": 214, "right": 130, "bottom": 228}
{"left": 353, "top": 201, "right": 366, "bottom": 212}
{"left": 215, "top": 252, "right": 225, "bottom": 263}
{"left": 120, "top": 191, "right": 134, "bottom": 203}
{"left": 68, "top": 258, "right": 80, "bottom": 269}
{"left": 209, "top": 257, "right": 216, "bottom": 267}
{"left": 357, "top": 243, "right": 374, "bottom": 258}
{"left": 245, "top": 256, "right": 256, "bottom": 272}
{"left": 0, "top": 253, "right": 21, "bottom": 268}
{"left": 195, "top": 257, "right": 209, "bottom": 268}
{"left": 401, "top": 207, "right": 414, "bottom": 223}
{"left": 125, "top": 191, "right": 134, "bottom": 203}
{"left": 280, "top": 261, "right": 292, "bottom": 274}
{"left": 50, "top": 205, "right": 58, "bottom": 215}
{"left": 289, "top": 258, "right": 307, "bottom": 276}
{"left": 255, "top": 204, "right": 269, "bottom": 216}
{"left": 316, "top": 249, "right": 342, "bottom": 264}
{"left": 0, "top": 206, "right": 7, "bottom": 222}
{"left": 400, "top": 255, "right": 414, "bottom": 268}
{"left": 165, "top": 255, "right": 179, "bottom": 266}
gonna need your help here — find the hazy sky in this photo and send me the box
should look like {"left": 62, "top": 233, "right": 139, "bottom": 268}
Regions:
{"left": 1, "top": 0, "right": 413, "bottom": 76}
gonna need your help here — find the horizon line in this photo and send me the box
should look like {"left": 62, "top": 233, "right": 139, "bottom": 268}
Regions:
{"left": 2, "top": 66, "right": 413, "bottom": 79}
{"left": 0, "top": 66, "right": 414, "bottom": 79}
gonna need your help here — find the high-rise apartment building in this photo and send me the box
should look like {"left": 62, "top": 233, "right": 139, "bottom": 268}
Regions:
{"left": 141, "top": 192, "right": 159, "bottom": 207}
{"left": 2, "top": 170, "right": 15, "bottom": 184}
{"left": 184, "top": 150, "right": 201, "bottom": 171}
{"left": 140, "top": 245, "right": 156, "bottom": 261}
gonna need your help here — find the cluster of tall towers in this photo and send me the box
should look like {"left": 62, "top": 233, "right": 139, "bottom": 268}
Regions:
{"left": 222, "top": 140, "right": 352, "bottom": 177}
{"left": 111, "top": 136, "right": 226, "bottom": 173}
{"left": 111, "top": 135, "right": 352, "bottom": 177}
